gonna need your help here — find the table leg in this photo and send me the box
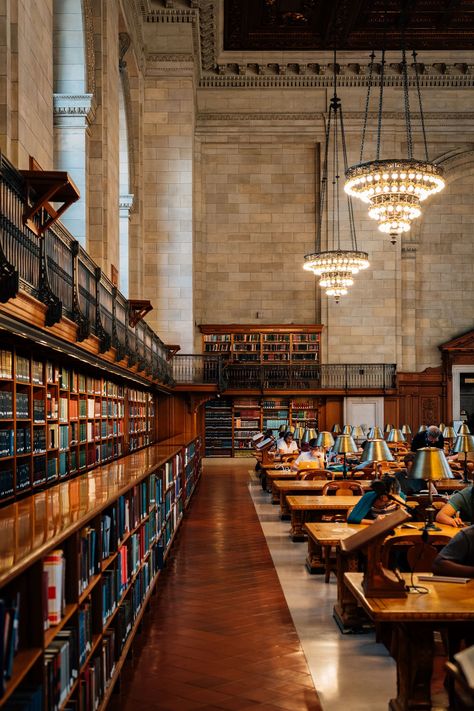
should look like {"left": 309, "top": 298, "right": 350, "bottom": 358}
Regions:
{"left": 333, "top": 550, "right": 371, "bottom": 632}
{"left": 271, "top": 482, "right": 280, "bottom": 504}
{"left": 305, "top": 536, "right": 325, "bottom": 574}
{"left": 389, "top": 622, "right": 434, "bottom": 711}
{"left": 290, "top": 509, "right": 306, "bottom": 541}
{"left": 279, "top": 492, "right": 290, "bottom": 520}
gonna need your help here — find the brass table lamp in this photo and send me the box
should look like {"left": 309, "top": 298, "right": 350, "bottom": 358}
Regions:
{"left": 367, "top": 426, "right": 384, "bottom": 440}
{"left": 410, "top": 447, "right": 454, "bottom": 530}
{"left": 315, "top": 431, "right": 334, "bottom": 467}
{"left": 361, "top": 438, "right": 394, "bottom": 477}
{"left": 333, "top": 434, "right": 358, "bottom": 479}
{"left": 452, "top": 434, "right": 474, "bottom": 484}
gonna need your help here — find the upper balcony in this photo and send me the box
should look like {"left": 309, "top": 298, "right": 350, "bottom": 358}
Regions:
{"left": 172, "top": 354, "right": 396, "bottom": 393}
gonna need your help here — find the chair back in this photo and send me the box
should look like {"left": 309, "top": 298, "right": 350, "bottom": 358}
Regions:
{"left": 281, "top": 453, "right": 299, "bottom": 463}
{"left": 322, "top": 481, "right": 364, "bottom": 496}
{"left": 381, "top": 533, "right": 451, "bottom": 572}
{"left": 296, "top": 468, "right": 329, "bottom": 481}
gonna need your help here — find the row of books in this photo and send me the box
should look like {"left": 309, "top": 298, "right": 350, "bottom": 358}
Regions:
{"left": 0, "top": 594, "right": 20, "bottom": 697}
{"left": 79, "top": 529, "right": 99, "bottom": 596}
{"left": 45, "top": 627, "right": 78, "bottom": 709}
{"left": 0, "top": 392, "right": 13, "bottom": 419}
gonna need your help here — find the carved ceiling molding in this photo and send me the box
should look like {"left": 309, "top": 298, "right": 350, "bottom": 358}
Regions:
{"left": 198, "top": 110, "right": 474, "bottom": 123}
{"left": 82, "top": 0, "right": 96, "bottom": 96}
{"left": 140, "top": 3, "right": 474, "bottom": 91}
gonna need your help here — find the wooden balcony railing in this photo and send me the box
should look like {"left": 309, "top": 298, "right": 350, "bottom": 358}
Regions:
{"left": 0, "top": 154, "right": 172, "bottom": 385}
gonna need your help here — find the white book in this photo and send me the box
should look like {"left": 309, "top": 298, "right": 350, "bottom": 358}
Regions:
{"left": 417, "top": 574, "right": 472, "bottom": 584}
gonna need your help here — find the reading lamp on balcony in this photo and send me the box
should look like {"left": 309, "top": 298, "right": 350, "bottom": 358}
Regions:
{"left": 410, "top": 447, "right": 454, "bottom": 530}
{"left": 361, "top": 438, "right": 394, "bottom": 477}
{"left": 452, "top": 434, "right": 474, "bottom": 484}
{"left": 332, "top": 434, "right": 358, "bottom": 479}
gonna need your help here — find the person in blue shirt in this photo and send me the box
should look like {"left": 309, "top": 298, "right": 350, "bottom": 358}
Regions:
{"left": 347, "top": 476, "right": 406, "bottom": 525}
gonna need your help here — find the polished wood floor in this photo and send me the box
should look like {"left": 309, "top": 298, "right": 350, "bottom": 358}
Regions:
{"left": 110, "top": 462, "right": 322, "bottom": 711}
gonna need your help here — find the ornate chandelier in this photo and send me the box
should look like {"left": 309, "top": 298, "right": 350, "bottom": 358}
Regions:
{"left": 304, "top": 56, "right": 369, "bottom": 303}
{"left": 345, "top": 47, "right": 445, "bottom": 243}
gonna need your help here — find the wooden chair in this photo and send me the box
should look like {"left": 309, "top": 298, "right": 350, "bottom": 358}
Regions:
{"left": 381, "top": 532, "right": 451, "bottom": 572}
{"left": 322, "top": 481, "right": 364, "bottom": 496}
{"left": 296, "top": 468, "right": 329, "bottom": 481}
{"left": 281, "top": 453, "right": 299, "bottom": 464}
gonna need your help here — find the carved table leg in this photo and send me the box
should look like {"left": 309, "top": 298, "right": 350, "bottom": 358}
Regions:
{"left": 389, "top": 622, "right": 434, "bottom": 711}
{"left": 271, "top": 482, "right": 280, "bottom": 504}
{"left": 333, "top": 550, "right": 372, "bottom": 632}
{"left": 305, "top": 536, "right": 325, "bottom": 574}
{"left": 290, "top": 509, "right": 306, "bottom": 541}
{"left": 279, "top": 492, "right": 290, "bottom": 520}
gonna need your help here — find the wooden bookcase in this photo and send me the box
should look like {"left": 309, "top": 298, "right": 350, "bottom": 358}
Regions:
{"left": 204, "top": 395, "right": 320, "bottom": 457}
{"left": 200, "top": 325, "right": 322, "bottom": 365}
{"left": 0, "top": 437, "right": 201, "bottom": 709}
{"left": 0, "top": 342, "right": 156, "bottom": 506}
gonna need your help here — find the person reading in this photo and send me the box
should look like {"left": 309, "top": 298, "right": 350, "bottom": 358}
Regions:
{"left": 291, "top": 438, "right": 324, "bottom": 471}
{"left": 347, "top": 476, "right": 406, "bottom": 525}
{"left": 432, "top": 525, "right": 474, "bottom": 577}
{"left": 277, "top": 431, "right": 298, "bottom": 455}
{"left": 436, "top": 484, "right": 474, "bottom": 527}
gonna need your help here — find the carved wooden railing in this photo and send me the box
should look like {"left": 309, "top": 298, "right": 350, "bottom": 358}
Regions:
{"left": 0, "top": 153, "right": 172, "bottom": 384}
{"left": 172, "top": 357, "right": 396, "bottom": 391}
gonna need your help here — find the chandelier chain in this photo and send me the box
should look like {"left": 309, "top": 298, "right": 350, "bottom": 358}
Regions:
{"left": 338, "top": 103, "right": 358, "bottom": 250}
{"left": 376, "top": 50, "right": 386, "bottom": 161}
{"left": 317, "top": 107, "right": 332, "bottom": 249}
{"left": 401, "top": 47, "right": 413, "bottom": 160}
{"left": 412, "top": 50, "right": 429, "bottom": 162}
{"left": 359, "top": 50, "right": 375, "bottom": 164}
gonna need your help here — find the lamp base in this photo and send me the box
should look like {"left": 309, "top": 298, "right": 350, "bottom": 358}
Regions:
{"left": 422, "top": 522, "right": 442, "bottom": 532}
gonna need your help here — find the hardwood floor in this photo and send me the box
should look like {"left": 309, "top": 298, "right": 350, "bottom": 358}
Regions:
{"left": 110, "top": 461, "right": 322, "bottom": 711}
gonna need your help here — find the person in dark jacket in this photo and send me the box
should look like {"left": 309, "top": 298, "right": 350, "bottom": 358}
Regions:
{"left": 410, "top": 425, "right": 444, "bottom": 452}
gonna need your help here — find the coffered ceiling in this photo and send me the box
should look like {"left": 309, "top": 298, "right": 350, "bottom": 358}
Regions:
{"left": 224, "top": 0, "right": 474, "bottom": 51}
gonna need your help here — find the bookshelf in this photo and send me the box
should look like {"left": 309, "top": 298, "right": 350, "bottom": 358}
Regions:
{"left": 0, "top": 438, "right": 200, "bottom": 709}
{"left": 199, "top": 325, "right": 322, "bottom": 365}
{"left": 0, "top": 343, "right": 156, "bottom": 505}
{"left": 204, "top": 399, "right": 232, "bottom": 457}
{"left": 202, "top": 396, "right": 320, "bottom": 457}
{"left": 232, "top": 397, "right": 261, "bottom": 456}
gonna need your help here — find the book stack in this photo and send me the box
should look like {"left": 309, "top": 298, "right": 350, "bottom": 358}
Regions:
{"left": 45, "top": 627, "right": 78, "bottom": 708}
{"left": 0, "top": 392, "right": 13, "bottom": 419}
{"left": 79, "top": 528, "right": 98, "bottom": 595}
{"left": 0, "top": 351, "right": 12, "bottom": 379}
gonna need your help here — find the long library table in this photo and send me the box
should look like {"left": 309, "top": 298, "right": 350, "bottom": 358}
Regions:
{"left": 285, "top": 495, "right": 362, "bottom": 541}
{"left": 272, "top": 479, "right": 372, "bottom": 518}
{"left": 345, "top": 571, "right": 474, "bottom": 711}
{"left": 304, "top": 522, "right": 458, "bottom": 632}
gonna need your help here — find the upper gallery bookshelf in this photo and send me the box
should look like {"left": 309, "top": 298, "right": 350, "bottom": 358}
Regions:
{"left": 200, "top": 325, "right": 322, "bottom": 365}
{"left": 0, "top": 437, "right": 201, "bottom": 710}
{"left": 0, "top": 340, "right": 156, "bottom": 505}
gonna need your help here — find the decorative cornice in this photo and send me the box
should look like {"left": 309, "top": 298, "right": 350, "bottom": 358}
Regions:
{"left": 198, "top": 69, "right": 474, "bottom": 90}
{"left": 198, "top": 111, "right": 322, "bottom": 122}
{"left": 145, "top": 53, "right": 196, "bottom": 77}
{"left": 197, "top": 110, "right": 474, "bottom": 124}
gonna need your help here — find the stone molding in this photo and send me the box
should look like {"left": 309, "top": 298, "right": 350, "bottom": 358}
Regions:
{"left": 119, "top": 194, "right": 135, "bottom": 213}
{"left": 197, "top": 110, "right": 474, "bottom": 123}
{"left": 53, "top": 94, "right": 96, "bottom": 126}
{"left": 401, "top": 246, "right": 417, "bottom": 260}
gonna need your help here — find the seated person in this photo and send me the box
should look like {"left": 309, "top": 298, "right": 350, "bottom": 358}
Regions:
{"left": 436, "top": 484, "right": 474, "bottom": 527}
{"left": 277, "top": 431, "right": 298, "bottom": 455}
{"left": 411, "top": 425, "right": 444, "bottom": 452}
{"left": 395, "top": 452, "right": 438, "bottom": 495}
{"left": 291, "top": 438, "right": 325, "bottom": 471}
{"left": 347, "top": 476, "right": 406, "bottom": 525}
{"left": 432, "top": 525, "right": 474, "bottom": 577}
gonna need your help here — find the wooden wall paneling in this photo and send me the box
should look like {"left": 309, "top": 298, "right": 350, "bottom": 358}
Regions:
{"left": 322, "top": 396, "right": 344, "bottom": 431}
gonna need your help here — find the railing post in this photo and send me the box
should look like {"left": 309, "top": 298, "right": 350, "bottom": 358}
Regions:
{"left": 71, "top": 240, "right": 90, "bottom": 341}
{"left": 94, "top": 267, "right": 111, "bottom": 353}
{"left": 39, "top": 232, "right": 62, "bottom": 326}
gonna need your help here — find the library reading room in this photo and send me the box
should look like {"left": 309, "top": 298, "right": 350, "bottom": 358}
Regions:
{"left": 3, "top": 1, "right": 474, "bottom": 710}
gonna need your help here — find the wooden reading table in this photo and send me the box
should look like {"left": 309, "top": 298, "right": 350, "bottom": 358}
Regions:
{"left": 286, "top": 495, "right": 362, "bottom": 541}
{"left": 272, "top": 480, "right": 371, "bottom": 518}
{"left": 304, "top": 522, "right": 458, "bottom": 632}
{"left": 345, "top": 571, "right": 474, "bottom": 711}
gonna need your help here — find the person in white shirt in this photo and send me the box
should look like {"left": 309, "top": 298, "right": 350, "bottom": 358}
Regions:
{"left": 291, "top": 438, "right": 325, "bottom": 471}
{"left": 277, "top": 431, "right": 298, "bottom": 455}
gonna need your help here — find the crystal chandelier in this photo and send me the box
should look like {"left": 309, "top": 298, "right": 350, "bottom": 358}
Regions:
{"left": 304, "top": 56, "right": 369, "bottom": 303}
{"left": 345, "top": 47, "right": 445, "bottom": 243}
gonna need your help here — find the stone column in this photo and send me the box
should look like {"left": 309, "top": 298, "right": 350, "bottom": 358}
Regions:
{"left": 400, "top": 241, "right": 418, "bottom": 372}
{"left": 53, "top": 94, "right": 95, "bottom": 246}
{"left": 119, "top": 193, "right": 134, "bottom": 297}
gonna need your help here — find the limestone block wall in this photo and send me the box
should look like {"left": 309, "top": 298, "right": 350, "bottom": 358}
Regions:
{"left": 195, "top": 134, "right": 318, "bottom": 330}
{"left": 141, "top": 74, "right": 195, "bottom": 352}
{"left": 14, "top": 0, "right": 54, "bottom": 168}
